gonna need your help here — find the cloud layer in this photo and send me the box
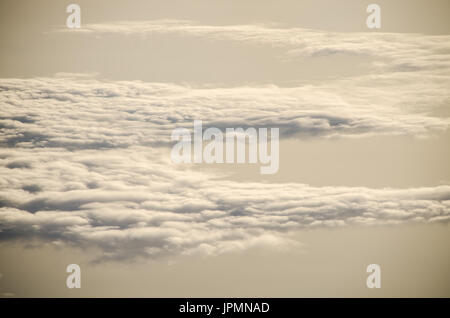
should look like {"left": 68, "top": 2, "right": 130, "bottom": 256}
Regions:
{"left": 1, "top": 22, "right": 449, "bottom": 260}
{"left": 58, "top": 20, "right": 450, "bottom": 73}
{"left": 1, "top": 74, "right": 450, "bottom": 260}
{"left": 1, "top": 145, "right": 449, "bottom": 260}
{"left": 1, "top": 74, "right": 448, "bottom": 152}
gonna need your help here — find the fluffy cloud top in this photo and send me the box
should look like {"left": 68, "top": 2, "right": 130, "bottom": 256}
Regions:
{"left": 1, "top": 74, "right": 448, "bottom": 152}
{"left": 1, "top": 74, "right": 449, "bottom": 260}
{"left": 1, "top": 146, "right": 449, "bottom": 260}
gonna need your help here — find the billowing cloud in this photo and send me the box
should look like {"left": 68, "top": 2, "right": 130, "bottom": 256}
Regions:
{"left": 1, "top": 22, "right": 449, "bottom": 261}
{"left": 1, "top": 145, "right": 449, "bottom": 260}
{"left": 1, "top": 75, "right": 448, "bottom": 152}
{"left": 1, "top": 74, "right": 449, "bottom": 260}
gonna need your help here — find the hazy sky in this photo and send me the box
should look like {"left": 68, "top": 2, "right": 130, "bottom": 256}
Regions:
{"left": 0, "top": 0, "right": 449, "bottom": 297}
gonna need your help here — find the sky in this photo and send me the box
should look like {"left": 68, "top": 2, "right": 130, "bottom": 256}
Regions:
{"left": 0, "top": 0, "right": 449, "bottom": 297}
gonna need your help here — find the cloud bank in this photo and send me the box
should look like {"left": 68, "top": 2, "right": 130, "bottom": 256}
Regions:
{"left": 1, "top": 73, "right": 449, "bottom": 260}
{"left": 1, "top": 145, "right": 449, "bottom": 260}
{"left": 1, "top": 22, "right": 449, "bottom": 260}
{"left": 1, "top": 75, "right": 448, "bottom": 152}
{"left": 57, "top": 20, "right": 450, "bottom": 73}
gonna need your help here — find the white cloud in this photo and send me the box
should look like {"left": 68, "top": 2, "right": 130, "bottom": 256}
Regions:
{"left": 2, "top": 21, "right": 450, "bottom": 260}
{"left": 56, "top": 20, "right": 450, "bottom": 73}
{"left": 1, "top": 75, "right": 448, "bottom": 152}
{"left": 1, "top": 144, "right": 449, "bottom": 260}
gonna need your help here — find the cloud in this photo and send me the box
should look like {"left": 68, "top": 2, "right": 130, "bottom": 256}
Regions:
{"left": 1, "top": 75, "right": 448, "bottom": 153}
{"left": 55, "top": 20, "right": 450, "bottom": 73}
{"left": 2, "top": 22, "right": 450, "bottom": 260}
{"left": 1, "top": 144, "right": 449, "bottom": 260}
